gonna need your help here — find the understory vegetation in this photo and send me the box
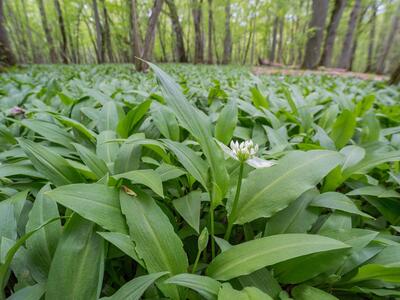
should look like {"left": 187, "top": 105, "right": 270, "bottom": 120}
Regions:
{"left": 1, "top": 64, "right": 400, "bottom": 300}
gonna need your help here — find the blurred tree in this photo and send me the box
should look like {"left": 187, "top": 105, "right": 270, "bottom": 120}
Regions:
{"left": 0, "top": 0, "right": 15, "bottom": 67}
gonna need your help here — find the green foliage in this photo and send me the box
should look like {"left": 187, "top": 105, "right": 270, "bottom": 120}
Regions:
{"left": 1, "top": 64, "right": 400, "bottom": 299}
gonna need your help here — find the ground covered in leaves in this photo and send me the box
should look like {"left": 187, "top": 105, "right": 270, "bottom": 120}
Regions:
{"left": 1, "top": 64, "right": 400, "bottom": 300}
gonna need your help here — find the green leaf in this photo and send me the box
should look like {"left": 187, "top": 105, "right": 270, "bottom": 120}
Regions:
{"left": 46, "top": 215, "right": 104, "bottom": 300}
{"left": 7, "top": 283, "right": 45, "bottom": 300}
{"left": 215, "top": 101, "right": 237, "bottom": 145}
{"left": 230, "top": 150, "right": 343, "bottom": 225}
{"left": 45, "top": 184, "right": 128, "bottom": 234}
{"left": 250, "top": 87, "right": 269, "bottom": 109}
{"left": 340, "top": 145, "right": 365, "bottom": 171}
{"left": 73, "top": 143, "right": 109, "bottom": 179}
{"left": 98, "top": 101, "right": 120, "bottom": 132}
{"left": 97, "top": 130, "right": 119, "bottom": 164}
{"left": 117, "top": 100, "right": 151, "bottom": 138}
{"left": 172, "top": 190, "right": 202, "bottom": 233}
{"left": 311, "top": 192, "right": 373, "bottom": 219}
{"left": 218, "top": 283, "right": 273, "bottom": 300}
{"left": 155, "top": 163, "right": 186, "bottom": 181}
{"left": 347, "top": 264, "right": 400, "bottom": 283}
{"left": 120, "top": 189, "right": 188, "bottom": 299}
{"left": 165, "top": 274, "right": 221, "bottom": 300}
{"left": 151, "top": 102, "right": 180, "bottom": 141}
{"left": 114, "top": 134, "right": 143, "bottom": 174}
{"left": 347, "top": 185, "right": 400, "bottom": 198}
{"left": 149, "top": 63, "right": 228, "bottom": 205}
{"left": 19, "top": 138, "right": 84, "bottom": 186}
{"left": 163, "top": 139, "right": 209, "bottom": 189}
{"left": 113, "top": 169, "right": 164, "bottom": 197}
{"left": 292, "top": 284, "right": 339, "bottom": 300}
{"left": 101, "top": 272, "right": 168, "bottom": 300}
{"left": 329, "top": 110, "right": 356, "bottom": 149}
{"left": 26, "top": 185, "right": 61, "bottom": 282}
{"left": 207, "top": 234, "right": 349, "bottom": 280}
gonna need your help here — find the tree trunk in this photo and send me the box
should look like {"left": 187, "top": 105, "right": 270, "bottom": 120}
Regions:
{"left": 301, "top": 0, "right": 329, "bottom": 69}
{"left": 54, "top": 0, "right": 68, "bottom": 63}
{"left": 376, "top": 3, "right": 400, "bottom": 74}
{"left": 365, "top": 3, "right": 377, "bottom": 73}
{"left": 269, "top": 16, "right": 279, "bottom": 62}
{"left": 21, "top": 0, "right": 38, "bottom": 63}
{"left": 37, "top": 0, "right": 57, "bottom": 63}
{"left": 130, "top": 0, "right": 142, "bottom": 64}
{"left": 4, "top": 1, "right": 27, "bottom": 63}
{"left": 389, "top": 62, "right": 400, "bottom": 85}
{"left": 277, "top": 16, "right": 284, "bottom": 63}
{"left": 212, "top": 18, "right": 220, "bottom": 63}
{"left": 207, "top": 0, "right": 213, "bottom": 64}
{"left": 222, "top": 0, "right": 232, "bottom": 64}
{"left": 92, "top": 0, "right": 104, "bottom": 63}
{"left": 349, "top": 6, "right": 367, "bottom": 71}
{"left": 100, "top": 0, "right": 113, "bottom": 62}
{"left": 337, "top": 0, "right": 361, "bottom": 69}
{"left": 157, "top": 19, "right": 167, "bottom": 61}
{"left": 192, "top": 0, "right": 204, "bottom": 64}
{"left": 165, "top": 0, "right": 187, "bottom": 62}
{"left": 319, "top": 0, "right": 347, "bottom": 67}
{"left": 0, "top": 0, "right": 16, "bottom": 67}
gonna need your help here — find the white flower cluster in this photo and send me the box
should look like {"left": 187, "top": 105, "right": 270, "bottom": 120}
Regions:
{"left": 230, "top": 140, "right": 259, "bottom": 162}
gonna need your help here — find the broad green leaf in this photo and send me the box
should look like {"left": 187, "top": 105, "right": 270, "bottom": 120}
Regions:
{"left": 340, "top": 145, "right": 365, "bottom": 171}
{"left": 120, "top": 189, "right": 188, "bottom": 299}
{"left": 113, "top": 169, "right": 163, "bottom": 197}
{"left": 250, "top": 87, "right": 269, "bottom": 109}
{"left": 97, "top": 130, "right": 119, "bottom": 164}
{"left": 207, "top": 234, "right": 349, "bottom": 280}
{"left": 347, "top": 264, "right": 400, "bottom": 283}
{"left": 230, "top": 150, "right": 343, "bottom": 225}
{"left": 155, "top": 163, "right": 186, "bottom": 181}
{"left": 172, "top": 191, "right": 202, "bottom": 233}
{"left": 163, "top": 139, "right": 208, "bottom": 189}
{"left": 151, "top": 102, "right": 180, "bottom": 141}
{"left": 54, "top": 115, "right": 97, "bottom": 143}
{"left": 329, "top": 110, "right": 356, "bottom": 149}
{"left": 237, "top": 268, "right": 282, "bottom": 299}
{"left": 149, "top": 62, "right": 228, "bottom": 205}
{"left": 73, "top": 143, "right": 108, "bottom": 179}
{"left": 117, "top": 100, "right": 151, "bottom": 138}
{"left": 114, "top": 134, "right": 143, "bottom": 174}
{"left": 97, "top": 232, "right": 144, "bottom": 266}
{"left": 101, "top": 272, "right": 168, "bottom": 300}
{"left": 311, "top": 192, "right": 373, "bottom": 219}
{"left": 45, "top": 184, "right": 128, "bottom": 234}
{"left": 218, "top": 283, "right": 273, "bottom": 300}
{"left": 347, "top": 185, "right": 400, "bottom": 198}
{"left": 7, "top": 283, "right": 45, "bottom": 300}
{"left": 19, "top": 138, "right": 83, "bottom": 186}
{"left": 46, "top": 215, "right": 104, "bottom": 300}
{"left": 292, "top": 284, "right": 339, "bottom": 300}
{"left": 98, "top": 101, "right": 120, "bottom": 132}
{"left": 26, "top": 185, "right": 61, "bottom": 282}
{"left": 215, "top": 101, "right": 237, "bottom": 145}
{"left": 165, "top": 274, "right": 221, "bottom": 300}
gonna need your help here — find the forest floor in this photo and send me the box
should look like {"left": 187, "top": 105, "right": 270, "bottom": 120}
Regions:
{"left": 252, "top": 66, "right": 388, "bottom": 81}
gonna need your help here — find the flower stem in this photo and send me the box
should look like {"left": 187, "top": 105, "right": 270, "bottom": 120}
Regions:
{"left": 192, "top": 250, "right": 201, "bottom": 273}
{"left": 210, "top": 204, "right": 216, "bottom": 259}
{"left": 224, "top": 162, "right": 244, "bottom": 241}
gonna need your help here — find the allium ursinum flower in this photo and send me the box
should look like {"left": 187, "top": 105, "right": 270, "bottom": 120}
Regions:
{"left": 216, "top": 139, "right": 275, "bottom": 168}
{"left": 8, "top": 106, "right": 25, "bottom": 117}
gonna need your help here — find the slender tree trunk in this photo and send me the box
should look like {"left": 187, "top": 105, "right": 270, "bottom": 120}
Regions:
{"left": 277, "top": 17, "right": 284, "bottom": 63}
{"left": 75, "top": 4, "right": 83, "bottom": 64}
{"left": 338, "top": 0, "right": 362, "bottom": 69}
{"left": 130, "top": 0, "right": 142, "bottom": 64}
{"left": 21, "top": 0, "right": 38, "bottom": 63}
{"left": 92, "top": 0, "right": 104, "bottom": 63}
{"left": 192, "top": 0, "right": 204, "bottom": 64}
{"left": 365, "top": 3, "right": 377, "bottom": 73}
{"left": 6, "top": 1, "right": 28, "bottom": 63}
{"left": 269, "top": 16, "right": 279, "bottom": 62}
{"left": 376, "top": 3, "right": 400, "bottom": 74}
{"left": 165, "top": 0, "right": 187, "bottom": 62}
{"left": 37, "top": 0, "right": 57, "bottom": 63}
{"left": 349, "top": 6, "right": 367, "bottom": 71}
{"left": 100, "top": 0, "right": 113, "bottom": 62}
{"left": 212, "top": 18, "right": 220, "bottom": 63}
{"left": 319, "top": 0, "right": 347, "bottom": 67}
{"left": 222, "top": 0, "right": 232, "bottom": 64}
{"left": 157, "top": 20, "right": 167, "bottom": 61}
{"left": 389, "top": 62, "right": 400, "bottom": 85}
{"left": 242, "top": 23, "right": 253, "bottom": 64}
{"left": 0, "top": 0, "right": 16, "bottom": 67}
{"left": 302, "top": 0, "right": 328, "bottom": 69}
{"left": 53, "top": 0, "right": 68, "bottom": 63}
{"left": 207, "top": 0, "right": 213, "bottom": 64}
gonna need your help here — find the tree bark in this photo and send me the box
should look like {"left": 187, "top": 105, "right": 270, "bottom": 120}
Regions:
{"left": 37, "top": 0, "right": 57, "bottom": 63}
{"left": 21, "top": 0, "right": 38, "bottom": 63}
{"left": 54, "top": 0, "right": 68, "bottom": 63}
{"left": 319, "top": 0, "right": 347, "bottom": 67}
{"left": 192, "top": 0, "right": 204, "bottom": 64}
{"left": 349, "top": 6, "right": 367, "bottom": 71}
{"left": 165, "top": 0, "right": 187, "bottom": 62}
{"left": 0, "top": 0, "right": 16, "bottom": 67}
{"left": 337, "top": 0, "right": 362, "bottom": 69}
{"left": 130, "top": 0, "right": 142, "bottom": 64}
{"left": 100, "top": 0, "right": 113, "bottom": 62}
{"left": 302, "top": 0, "right": 329, "bottom": 69}
{"left": 222, "top": 0, "right": 232, "bottom": 64}
{"left": 269, "top": 16, "right": 279, "bottom": 62}
{"left": 92, "top": 0, "right": 104, "bottom": 63}
{"left": 365, "top": 3, "right": 377, "bottom": 73}
{"left": 207, "top": 0, "right": 213, "bottom": 64}
{"left": 376, "top": 3, "right": 400, "bottom": 74}
{"left": 389, "top": 62, "right": 400, "bottom": 85}
{"left": 277, "top": 16, "right": 284, "bottom": 63}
